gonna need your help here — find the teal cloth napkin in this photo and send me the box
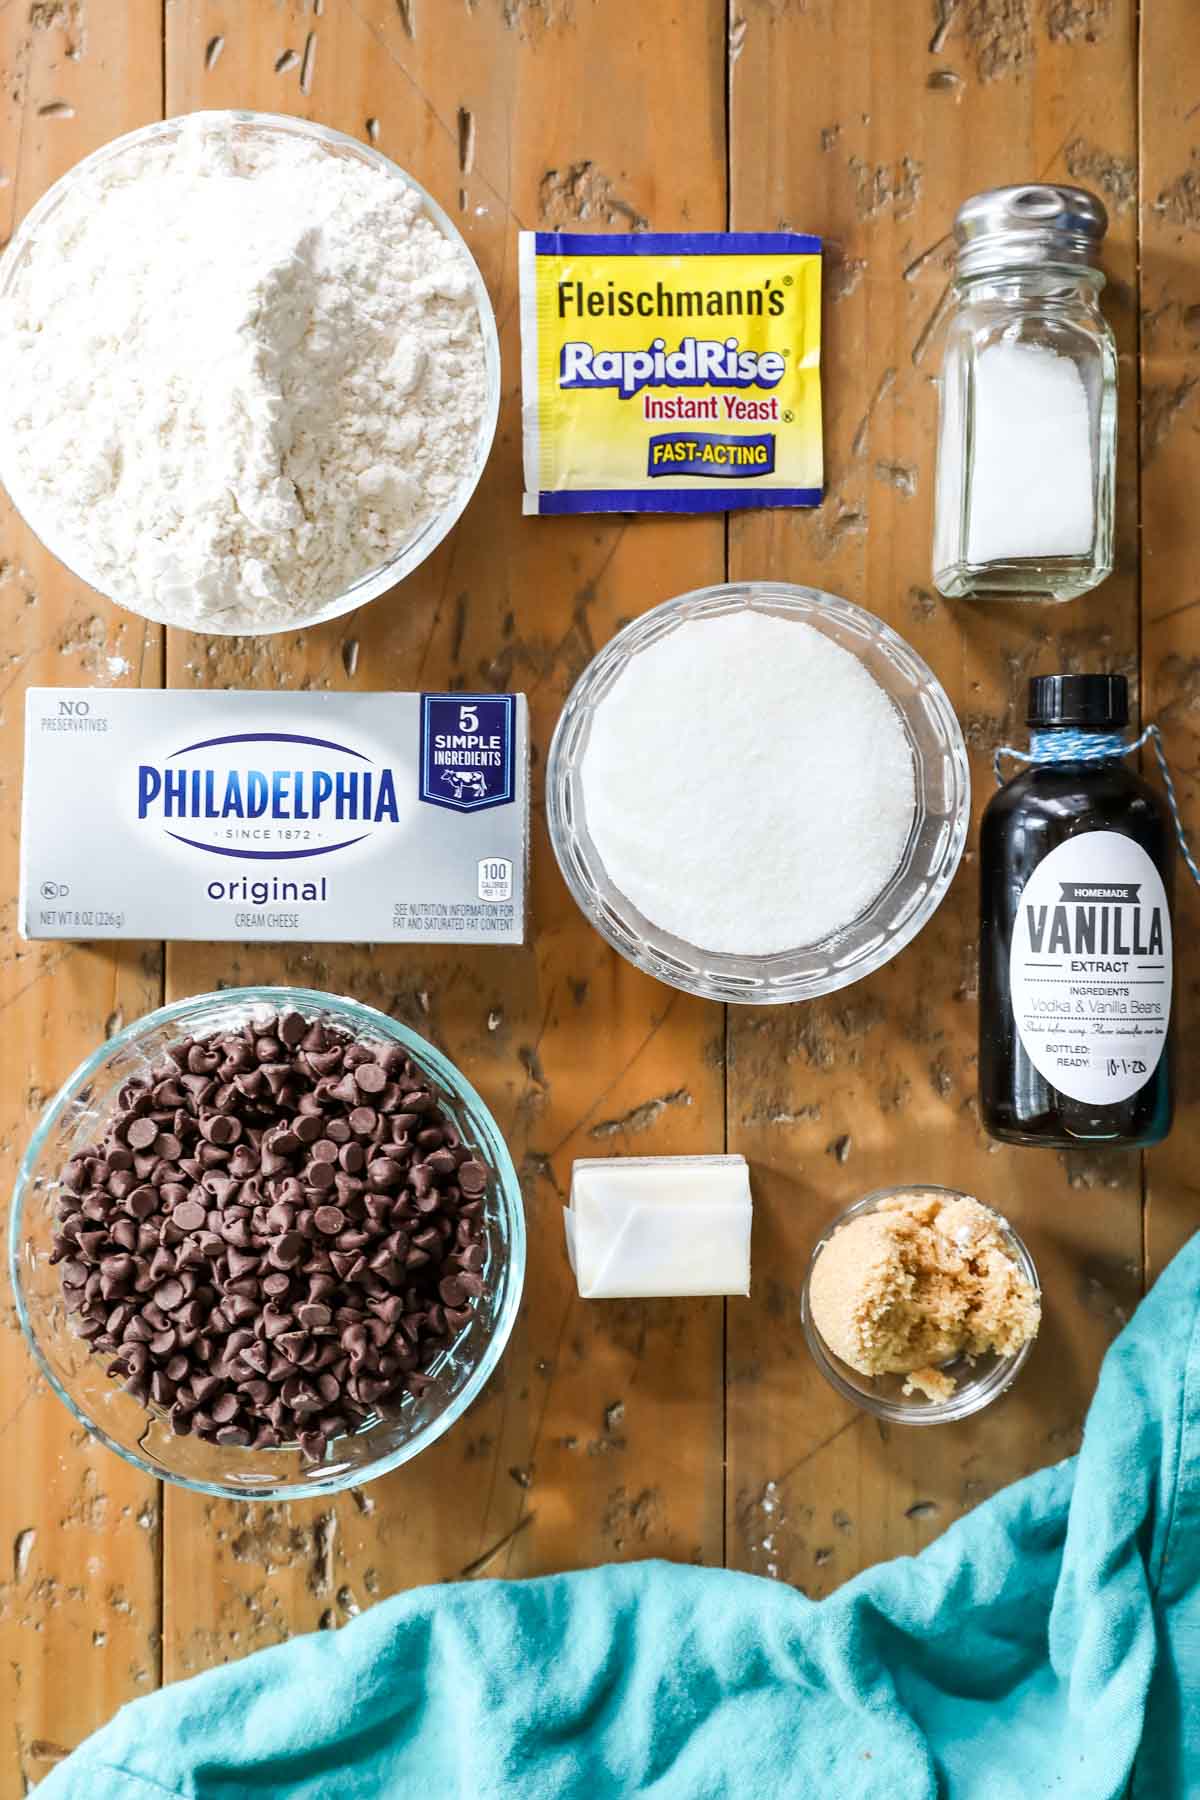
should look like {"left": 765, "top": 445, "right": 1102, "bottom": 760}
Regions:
{"left": 40, "top": 1231, "right": 1200, "bottom": 1800}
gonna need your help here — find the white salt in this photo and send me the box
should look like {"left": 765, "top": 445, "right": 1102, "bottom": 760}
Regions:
{"left": 965, "top": 339, "right": 1094, "bottom": 564}
{"left": 580, "top": 609, "right": 916, "bottom": 956}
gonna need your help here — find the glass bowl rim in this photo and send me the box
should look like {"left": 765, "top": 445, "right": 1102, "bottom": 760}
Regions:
{"left": 546, "top": 580, "right": 971, "bottom": 1005}
{"left": 0, "top": 108, "right": 501, "bottom": 639}
{"left": 8, "top": 983, "right": 526, "bottom": 1499}
{"left": 799, "top": 1183, "right": 1040, "bottom": 1426}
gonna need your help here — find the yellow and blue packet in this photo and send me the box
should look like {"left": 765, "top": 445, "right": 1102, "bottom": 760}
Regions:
{"left": 519, "top": 230, "right": 822, "bottom": 514}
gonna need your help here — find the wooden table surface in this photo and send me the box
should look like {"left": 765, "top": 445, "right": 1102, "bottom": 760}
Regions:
{"left": 1, "top": 0, "right": 1196, "bottom": 1787}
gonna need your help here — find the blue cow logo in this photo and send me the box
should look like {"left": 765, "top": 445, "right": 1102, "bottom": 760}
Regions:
{"left": 443, "top": 768, "right": 489, "bottom": 803}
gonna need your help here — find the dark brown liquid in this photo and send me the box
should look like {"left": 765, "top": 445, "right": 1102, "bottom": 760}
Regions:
{"left": 979, "top": 757, "right": 1174, "bottom": 1147}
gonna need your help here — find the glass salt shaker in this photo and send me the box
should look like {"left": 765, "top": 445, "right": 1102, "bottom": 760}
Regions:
{"left": 932, "top": 184, "right": 1117, "bottom": 603}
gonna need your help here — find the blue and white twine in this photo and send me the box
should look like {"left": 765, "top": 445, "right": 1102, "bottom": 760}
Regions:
{"left": 994, "top": 722, "right": 1200, "bottom": 890}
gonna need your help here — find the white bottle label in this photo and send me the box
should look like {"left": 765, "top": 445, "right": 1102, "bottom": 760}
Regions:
{"left": 1009, "top": 832, "right": 1171, "bottom": 1105}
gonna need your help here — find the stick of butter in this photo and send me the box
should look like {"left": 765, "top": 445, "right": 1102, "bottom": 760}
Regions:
{"left": 564, "top": 1155, "right": 752, "bottom": 1299}
{"left": 520, "top": 231, "right": 822, "bottom": 515}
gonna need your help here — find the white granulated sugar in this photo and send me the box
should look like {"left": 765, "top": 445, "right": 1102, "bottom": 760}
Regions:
{"left": 581, "top": 610, "right": 916, "bottom": 956}
{"left": 0, "top": 116, "right": 488, "bottom": 632}
{"left": 965, "top": 339, "right": 1094, "bottom": 564}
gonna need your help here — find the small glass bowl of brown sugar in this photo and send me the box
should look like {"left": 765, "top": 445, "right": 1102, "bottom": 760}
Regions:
{"left": 800, "top": 1186, "right": 1040, "bottom": 1425}
{"left": 10, "top": 986, "right": 524, "bottom": 1499}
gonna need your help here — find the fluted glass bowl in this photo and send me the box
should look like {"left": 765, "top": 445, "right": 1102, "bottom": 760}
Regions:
{"left": 800, "top": 1186, "right": 1039, "bottom": 1424}
{"left": 547, "top": 583, "right": 970, "bottom": 1003}
{"left": 9, "top": 986, "right": 524, "bottom": 1499}
{"left": 0, "top": 111, "right": 500, "bottom": 637}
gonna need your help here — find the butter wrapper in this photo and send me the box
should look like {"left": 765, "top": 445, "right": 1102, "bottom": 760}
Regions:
{"left": 564, "top": 1154, "right": 752, "bottom": 1299}
{"left": 20, "top": 688, "right": 528, "bottom": 945}
{"left": 519, "top": 230, "right": 822, "bottom": 514}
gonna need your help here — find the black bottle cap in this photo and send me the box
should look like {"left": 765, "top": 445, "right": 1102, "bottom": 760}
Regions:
{"left": 1027, "top": 674, "right": 1128, "bottom": 730}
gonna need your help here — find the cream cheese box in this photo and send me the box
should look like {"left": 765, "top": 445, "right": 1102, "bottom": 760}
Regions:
{"left": 20, "top": 688, "right": 528, "bottom": 944}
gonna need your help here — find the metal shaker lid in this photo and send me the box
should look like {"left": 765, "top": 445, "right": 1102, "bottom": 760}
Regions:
{"left": 953, "top": 183, "right": 1108, "bottom": 278}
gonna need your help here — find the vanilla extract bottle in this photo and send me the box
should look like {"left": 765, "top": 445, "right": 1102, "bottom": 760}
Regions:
{"left": 980, "top": 674, "right": 1174, "bottom": 1147}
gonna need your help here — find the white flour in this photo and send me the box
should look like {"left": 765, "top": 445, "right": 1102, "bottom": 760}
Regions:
{"left": 581, "top": 610, "right": 916, "bottom": 955}
{"left": 0, "top": 115, "right": 488, "bottom": 632}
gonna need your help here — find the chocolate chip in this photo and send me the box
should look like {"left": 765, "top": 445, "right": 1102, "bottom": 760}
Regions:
{"left": 269, "top": 1232, "right": 307, "bottom": 1270}
{"left": 153, "top": 1278, "right": 185, "bottom": 1312}
{"left": 457, "top": 1160, "right": 488, "bottom": 1197}
{"left": 126, "top": 1118, "right": 159, "bottom": 1151}
{"left": 126, "top": 1185, "right": 159, "bottom": 1220}
{"left": 367, "top": 1157, "right": 403, "bottom": 1191}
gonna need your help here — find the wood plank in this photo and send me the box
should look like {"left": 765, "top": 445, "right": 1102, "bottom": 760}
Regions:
{"left": 0, "top": 4, "right": 165, "bottom": 1792}
{"left": 160, "top": 0, "right": 728, "bottom": 1677}
{"left": 725, "top": 0, "right": 1143, "bottom": 1593}
{"left": 1139, "top": 0, "right": 1200, "bottom": 1281}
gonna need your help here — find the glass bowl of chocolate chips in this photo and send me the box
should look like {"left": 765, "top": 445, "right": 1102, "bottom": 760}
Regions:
{"left": 9, "top": 986, "right": 525, "bottom": 1499}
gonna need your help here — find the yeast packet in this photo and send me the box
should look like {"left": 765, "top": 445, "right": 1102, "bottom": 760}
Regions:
{"left": 519, "top": 230, "right": 822, "bottom": 514}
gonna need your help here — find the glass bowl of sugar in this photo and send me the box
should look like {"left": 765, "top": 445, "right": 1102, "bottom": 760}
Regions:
{"left": 0, "top": 111, "right": 500, "bottom": 637}
{"left": 546, "top": 582, "right": 970, "bottom": 1004}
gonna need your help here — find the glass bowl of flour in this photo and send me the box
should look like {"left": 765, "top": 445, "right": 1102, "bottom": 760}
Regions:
{"left": 547, "top": 583, "right": 970, "bottom": 1004}
{"left": 0, "top": 112, "right": 499, "bottom": 636}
